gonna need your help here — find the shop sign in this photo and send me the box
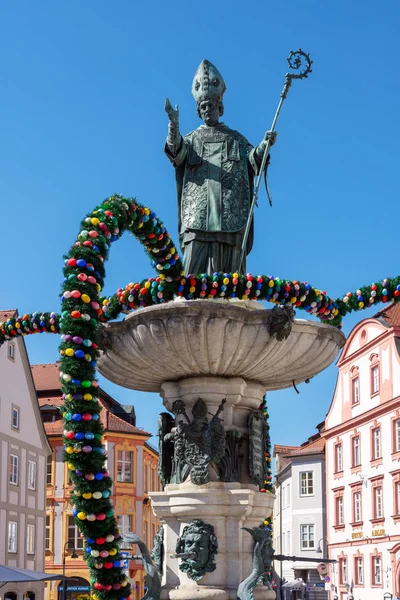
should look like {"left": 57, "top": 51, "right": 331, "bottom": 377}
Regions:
{"left": 372, "top": 528, "right": 385, "bottom": 537}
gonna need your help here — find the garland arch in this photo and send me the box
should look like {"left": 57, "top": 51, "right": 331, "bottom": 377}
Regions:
{"left": 1, "top": 194, "right": 400, "bottom": 598}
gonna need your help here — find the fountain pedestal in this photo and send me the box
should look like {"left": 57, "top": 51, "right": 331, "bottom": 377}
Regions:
{"left": 97, "top": 300, "right": 345, "bottom": 600}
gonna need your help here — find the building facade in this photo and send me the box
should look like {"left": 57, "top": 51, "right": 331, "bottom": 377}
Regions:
{"left": 274, "top": 435, "right": 328, "bottom": 600}
{"left": 0, "top": 310, "right": 52, "bottom": 600}
{"left": 31, "top": 363, "right": 161, "bottom": 600}
{"left": 324, "top": 303, "right": 400, "bottom": 599}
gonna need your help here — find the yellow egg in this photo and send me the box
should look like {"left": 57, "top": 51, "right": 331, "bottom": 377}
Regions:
{"left": 144, "top": 281, "right": 151, "bottom": 289}
{"left": 81, "top": 294, "right": 91, "bottom": 304}
{"left": 68, "top": 463, "right": 75, "bottom": 470}
{"left": 91, "top": 218, "right": 100, "bottom": 225}
{"left": 82, "top": 493, "right": 92, "bottom": 499}
{"left": 109, "top": 548, "right": 117, "bottom": 556}
{"left": 84, "top": 394, "right": 93, "bottom": 401}
{"left": 66, "top": 348, "right": 74, "bottom": 357}
{"left": 77, "top": 512, "right": 86, "bottom": 520}
{"left": 66, "top": 447, "right": 74, "bottom": 454}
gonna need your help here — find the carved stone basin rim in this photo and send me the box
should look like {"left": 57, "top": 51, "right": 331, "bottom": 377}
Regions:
{"left": 96, "top": 299, "right": 346, "bottom": 392}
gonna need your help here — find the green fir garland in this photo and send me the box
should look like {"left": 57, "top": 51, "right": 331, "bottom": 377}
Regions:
{"left": 58, "top": 195, "right": 181, "bottom": 600}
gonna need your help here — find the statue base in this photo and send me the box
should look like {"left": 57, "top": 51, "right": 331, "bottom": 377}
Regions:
{"left": 150, "top": 481, "right": 275, "bottom": 600}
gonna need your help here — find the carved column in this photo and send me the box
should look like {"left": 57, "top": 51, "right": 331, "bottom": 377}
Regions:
{"left": 150, "top": 376, "right": 275, "bottom": 600}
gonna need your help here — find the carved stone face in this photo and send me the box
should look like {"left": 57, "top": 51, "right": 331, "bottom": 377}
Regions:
{"left": 176, "top": 520, "right": 218, "bottom": 581}
{"left": 182, "top": 532, "right": 209, "bottom": 568}
{"left": 198, "top": 98, "right": 220, "bottom": 126}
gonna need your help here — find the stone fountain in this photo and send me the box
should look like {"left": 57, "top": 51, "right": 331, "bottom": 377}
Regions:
{"left": 97, "top": 55, "right": 345, "bottom": 600}
{"left": 98, "top": 300, "right": 345, "bottom": 600}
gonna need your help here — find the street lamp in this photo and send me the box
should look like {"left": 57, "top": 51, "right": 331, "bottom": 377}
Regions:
{"left": 316, "top": 538, "right": 324, "bottom": 554}
{"left": 62, "top": 541, "right": 79, "bottom": 600}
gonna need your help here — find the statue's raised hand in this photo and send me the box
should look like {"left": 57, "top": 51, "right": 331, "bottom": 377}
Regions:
{"left": 165, "top": 98, "right": 179, "bottom": 125}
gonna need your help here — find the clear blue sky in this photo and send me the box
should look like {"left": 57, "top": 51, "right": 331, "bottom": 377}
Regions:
{"left": 1, "top": 0, "right": 399, "bottom": 447}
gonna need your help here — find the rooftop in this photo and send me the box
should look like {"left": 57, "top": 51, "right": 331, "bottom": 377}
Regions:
{"left": 0, "top": 309, "right": 17, "bottom": 322}
{"left": 33, "top": 362, "right": 151, "bottom": 438}
{"left": 373, "top": 301, "right": 400, "bottom": 328}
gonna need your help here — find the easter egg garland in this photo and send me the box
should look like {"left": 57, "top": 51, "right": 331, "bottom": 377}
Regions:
{"left": 58, "top": 195, "right": 182, "bottom": 600}
{"left": 0, "top": 194, "right": 400, "bottom": 599}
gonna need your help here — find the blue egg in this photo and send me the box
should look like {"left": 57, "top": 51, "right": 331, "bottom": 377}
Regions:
{"left": 72, "top": 414, "right": 82, "bottom": 422}
{"left": 75, "top": 350, "right": 85, "bottom": 359}
{"left": 72, "top": 508, "right": 78, "bottom": 516}
{"left": 71, "top": 379, "right": 81, "bottom": 385}
{"left": 76, "top": 259, "right": 87, "bottom": 268}
{"left": 85, "top": 432, "right": 95, "bottom": 440}
{"left": 85, "top": 546, "right": 92, "bottom": 553}
{"left": 102, "top": 491, "right": 110, "bottom": 498}
{"left": 87, "top": 537, "right": 95, "bottom": 544}
{"left": 94, "top": 473, "right": 104, "bottom": 480}
{"left": 113, "top": 561, "right": 121, "bottom": 568}
{"left": 75, "top": 432, "right": 85, "bottom": 440}
{"left": 92, "top": 414, "right": 100, "bottom": 421}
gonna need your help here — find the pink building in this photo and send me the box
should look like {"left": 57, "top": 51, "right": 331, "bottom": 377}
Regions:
{"left": 324, "top": 303, "right": 400, "bottom": 599}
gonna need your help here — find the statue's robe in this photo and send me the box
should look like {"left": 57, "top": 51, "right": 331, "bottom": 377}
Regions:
{"left": 165, "top": 123, "right": 262, "bottom": 275}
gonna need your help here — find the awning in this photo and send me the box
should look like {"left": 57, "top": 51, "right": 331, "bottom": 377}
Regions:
{"left": 282, "top": 579, "right": 307, "bottom": 591}
{"left": 0, "top": 565, "right": 66, "bottom": 583}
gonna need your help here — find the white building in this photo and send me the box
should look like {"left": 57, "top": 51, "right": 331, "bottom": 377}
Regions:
{"left": 274, "top": 434, "right": 328, "bottom": 600}
{"left": 324, "top": 302, "right": 400, "bottom": 600}
{"left": 0, "top": 309, "right": 52, "bottom": 600}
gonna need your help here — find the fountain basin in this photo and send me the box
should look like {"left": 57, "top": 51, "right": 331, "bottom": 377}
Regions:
{"left": 97, "top": 299, "right": 345, "bottom": 392}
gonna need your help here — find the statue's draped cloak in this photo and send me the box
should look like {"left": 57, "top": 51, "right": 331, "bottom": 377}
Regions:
{"left": 165, "top": 123, "right": 260, "bottom": 274}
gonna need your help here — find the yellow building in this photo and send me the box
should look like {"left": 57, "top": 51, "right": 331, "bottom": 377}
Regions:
{"left": 32, "top": 363, "right": 161, "bottom": 600}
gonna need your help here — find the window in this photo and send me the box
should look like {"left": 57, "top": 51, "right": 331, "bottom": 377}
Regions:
{"left": 45, "top": 515, "right": 51, "bottom": 551}
{"left": 286, "top": 483, "right": 291, "bottom": 508}
{"left": 355, "top": 557, "right": 363, "bottom": 585}
{"left": 374, "top": 487, "right": 383, "bottom": 519}
{"left": 9, "top": 454, "right": 19, "bottom": 485}
{"left": 335, "top": 443, "right": 343, "bottom": 472}
{"left": 352, "top": 377, "right": 360, "bottom": 405}
{"left": 11, "top": 406, "right": 19, "bottom": 429}
{"left": 397, "top": 482, "right": 400, "bottom": 514}
{"left": 372, "top": 428, "right": 381, "bottom": 460}
{"left": 339, "top": 558, "right": 347, "bottom": 584}
{"left": 353, "top": 436, "right": 361, "bottom": 467}
{"left": 144, "top": 462, "right": 148, "bottom": 492}
{"left": 371, "top": 365, "right": 379, "bottom": 394}
{"left": 300, "top": 524, "right": 314, "bottom": 549}
{"left": 117, "top": 450, "right": 133, "bottom": 483}
{"left": 8, "top": 342, "right": 15, "bottom": 360}
{"left": 27, "top": 524, "right": 35, "bottom": 554}
{"left": 286, "top": 530, "right": 291, "bottom": 554}
{"left": 354, "top": 491, "right": 362, "bottom": 522}
{"left": 395, "top": 420, "right": 400, "bottom": 453}
{"left": 117, "top": 514, "right": 132, "bottom": 549}
{"left": 28, "top": 461, "right": 37, "bottom": 490}
{"left": 336, "top": 496, "right": 344, "bottom": 525}
{"left": 46, "top": 455, "right": 53, "bottom": 485}
{"left": 8, "top": 521, "right": 17, "bottom": 553}
{"left": 373, "top": 556, "right": 382, "bottom": 585}
{"left": 67, "top": 515, "right": 84, "bottom": 550}
{"left": 300, "top": 472, "right": 314, "bottom": 496}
